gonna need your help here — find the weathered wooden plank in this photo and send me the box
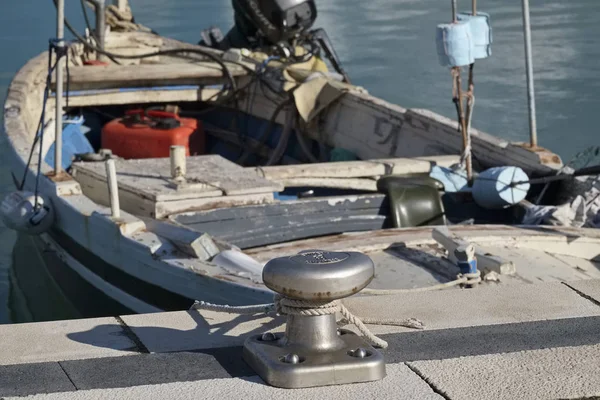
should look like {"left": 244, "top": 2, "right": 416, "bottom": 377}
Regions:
{"left": 246, "top": 225, "right": 600, "bottom": 262}
{"left": 178, "top": 155, "right": 283, "bottom": 195}
{"left": 74, "top": 163, "right": 276, "bottom": 218}
{"left": 51, "top": 62, "right": 248, "bottom": 91}
{"left": 73, "top": 167, "right": 223, "bottom": 202}
{"left": 432, "top": 227, "right": 516, "bottom": 275}
{"left": 154, "top": 192, "right": 274, "bottom": 219}
{"left": 173, "top": 194, "right": 390, "bottom": 249}
{"left": 142, "top": 218, "right": 220, "bottom": 260}
{"left": 190, "top": 207, "right": 388, "bottom": 238}
{"left": 172, "top": 194, "right": 388, "bottom": 224}
{"left": 74, "top": 169, "right": 159, "bottom": 217}
{"left": 252, "top": 155, "right": 459, "bottom": 180}
{"left": 275, "top": 177, "right": 378, "bottom": 191}
{"left": 73, "top": 155, "right": 281, "bottom": 201}
{"left": 216, "top": 215, "right": 389, "bottom": 249}
{"left": 63, "top": 87, "right": 221, "bottom": 107}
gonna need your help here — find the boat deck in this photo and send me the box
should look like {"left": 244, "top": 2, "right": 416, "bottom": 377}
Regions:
{"left": 72, "top": 155, "right": 282, "bottom": 218}
{"left": 71, "top": 154, "right": 460, "bottom": 220}
{"left": 2, "top": 279, "right": 600, "bottom": 399}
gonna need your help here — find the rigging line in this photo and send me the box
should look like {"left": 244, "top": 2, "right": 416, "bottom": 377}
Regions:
{"left": 20, "top": 44, "right": 59, "bottom": 191}
{"left": 80, "top": 0, "right": 99, "bottom": 43}
{"left": 34, "top": 47, "right": 60, "bottom": 207}
{"left": 454, "top": 67, "right": 473, "bottom": 180}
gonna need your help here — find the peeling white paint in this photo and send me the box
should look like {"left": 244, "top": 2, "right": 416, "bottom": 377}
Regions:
{"left": 327, "top": 196, "right": 359, "bottom": 206}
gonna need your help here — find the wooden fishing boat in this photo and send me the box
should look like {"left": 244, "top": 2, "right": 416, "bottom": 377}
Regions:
{"left": 6, "top": 3, "right": 599, "bottom": 322}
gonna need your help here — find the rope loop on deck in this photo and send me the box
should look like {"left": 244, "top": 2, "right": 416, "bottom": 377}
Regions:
{"left": 362, "top": 269, "right": 481, "bottom": 296}
{"left": 458, "top": 270, "right": 482, "bottom": 285}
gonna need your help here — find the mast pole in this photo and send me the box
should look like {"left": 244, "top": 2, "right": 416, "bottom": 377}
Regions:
{"left": 521, "top": 0, "right": 538, "bottom": 148}
{"left": 54, "top": 0, "right": 65, "bottom": 175}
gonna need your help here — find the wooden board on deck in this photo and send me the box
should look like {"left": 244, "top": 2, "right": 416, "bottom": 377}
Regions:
{"left": 252, "top": 155, "right": 460, "bottom": 180}
{"left": 172, "top": 194, "right": 390, "bottom": 249}
{"left": 72, "top": 155, "right": 280, "bottom": 218}
{"left": 51, "top": 62, "right": 248, "bottom": 91}
{"left": 63, "top": 87, "right": 222, "bottom": 108}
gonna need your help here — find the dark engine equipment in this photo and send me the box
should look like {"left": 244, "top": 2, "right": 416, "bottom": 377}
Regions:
{"left": 200, "top": 0, "right": 350, "bottom": 82}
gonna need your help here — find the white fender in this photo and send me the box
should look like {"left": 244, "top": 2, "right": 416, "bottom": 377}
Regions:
{"left": 0, "top": 191, "right": 55, "bottom": 235}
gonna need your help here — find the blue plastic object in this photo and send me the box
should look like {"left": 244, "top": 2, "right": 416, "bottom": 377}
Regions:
{"left": 436, "top": 21, "right": 475, "bottom": 67}
{"left": 429, "top": 165, "right": 469, "bottom": 192}
{"left": 472, "top": 166, "right": 531, "bottom": 209}
{"left": 457, "top": 259, "right": 478, "bottom": 275}
{"left": 44, "top": 115, "right": 94, "bottom": 170}
{"left": 457, "top": 12, "right": 492, "bottom": 59}
{"left": 274, "top": 193, "right": 298, "bottom": 201}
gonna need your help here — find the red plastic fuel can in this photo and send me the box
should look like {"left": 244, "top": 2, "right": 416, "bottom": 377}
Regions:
{"left": 101, "top": 109, "right": 205, "bottom": 159}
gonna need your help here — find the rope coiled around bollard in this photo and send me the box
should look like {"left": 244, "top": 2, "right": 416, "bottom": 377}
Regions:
{"left": 191, "top": 294, "right": 427, "bottom": 349}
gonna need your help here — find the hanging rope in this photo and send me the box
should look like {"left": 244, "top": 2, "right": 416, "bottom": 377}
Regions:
{"left": 452, "top": 67, "right": 473, "bottom": 181}
{"left": 462, "top": 64, "right": 475, "bottom": 171}
{"left": 447, "top": 0, "right": 478, "bottom": 182}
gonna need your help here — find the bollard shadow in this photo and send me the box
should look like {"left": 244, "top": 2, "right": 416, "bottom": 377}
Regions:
{"left": 373, "top": 242, "right": 460, "bottom": 285}
{"left": 66, "top": 310, "right": 286, "bottom": 379}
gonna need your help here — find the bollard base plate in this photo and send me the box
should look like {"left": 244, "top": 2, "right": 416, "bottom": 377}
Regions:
{"left": 242, "top": 329, "right": 386, "bottom": 389}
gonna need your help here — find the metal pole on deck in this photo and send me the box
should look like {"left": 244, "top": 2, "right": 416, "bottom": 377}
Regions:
{"left": 521, "top": 0, "right": 538, "bottom": 148}
{"left": 105, "top": 159, "right": 121, "bottom": 219}
{"left": 451, "top": 0, "right": 457, "bottom": 22}
{"left": 92, "top": 0, "right": 107, "bottom": 62}
{"left": 54, "top": 0, "right": 65, "bottom": 175}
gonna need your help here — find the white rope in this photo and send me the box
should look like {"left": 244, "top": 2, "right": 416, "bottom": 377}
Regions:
{"left": 460, "top": 94, "right": 475, "bottom": 170}
{"left": 191, "top": 294, "right": 428, "bottom": 349}
{"left": 361, "top": 271, "right": 481, "bottom": 296}
{"left": 337, "top": 303, "right": 388, "bottom": 348}
{"left": 358, "top": 317, "right": 425, "bottom": 330}
{"left": 190, "top": 300, "right": 276, "bottom": 315}
{"left": 274, "top": 295, "right": 339, "bottom": 316}
{"left": 105, "top": 4, "right": 152, "bottom": 33}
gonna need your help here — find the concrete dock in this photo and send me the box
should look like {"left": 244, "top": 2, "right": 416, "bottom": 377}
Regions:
{"left": 2, "top": 279, "right": 600, "bottom": 399}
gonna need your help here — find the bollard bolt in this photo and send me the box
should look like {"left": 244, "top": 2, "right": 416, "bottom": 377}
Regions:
{"left": 261, "top": 332, "right": 277, "bottom": 342}
{"left": 282, "top": 353, "right": 301, "bottom": 364}
{"left": 350, "top": 348, "right": 369, "bottom": 359}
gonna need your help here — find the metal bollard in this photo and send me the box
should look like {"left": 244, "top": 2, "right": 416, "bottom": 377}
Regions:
{"left": 243, "top": 250, "right": 386, "bottom": 389}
